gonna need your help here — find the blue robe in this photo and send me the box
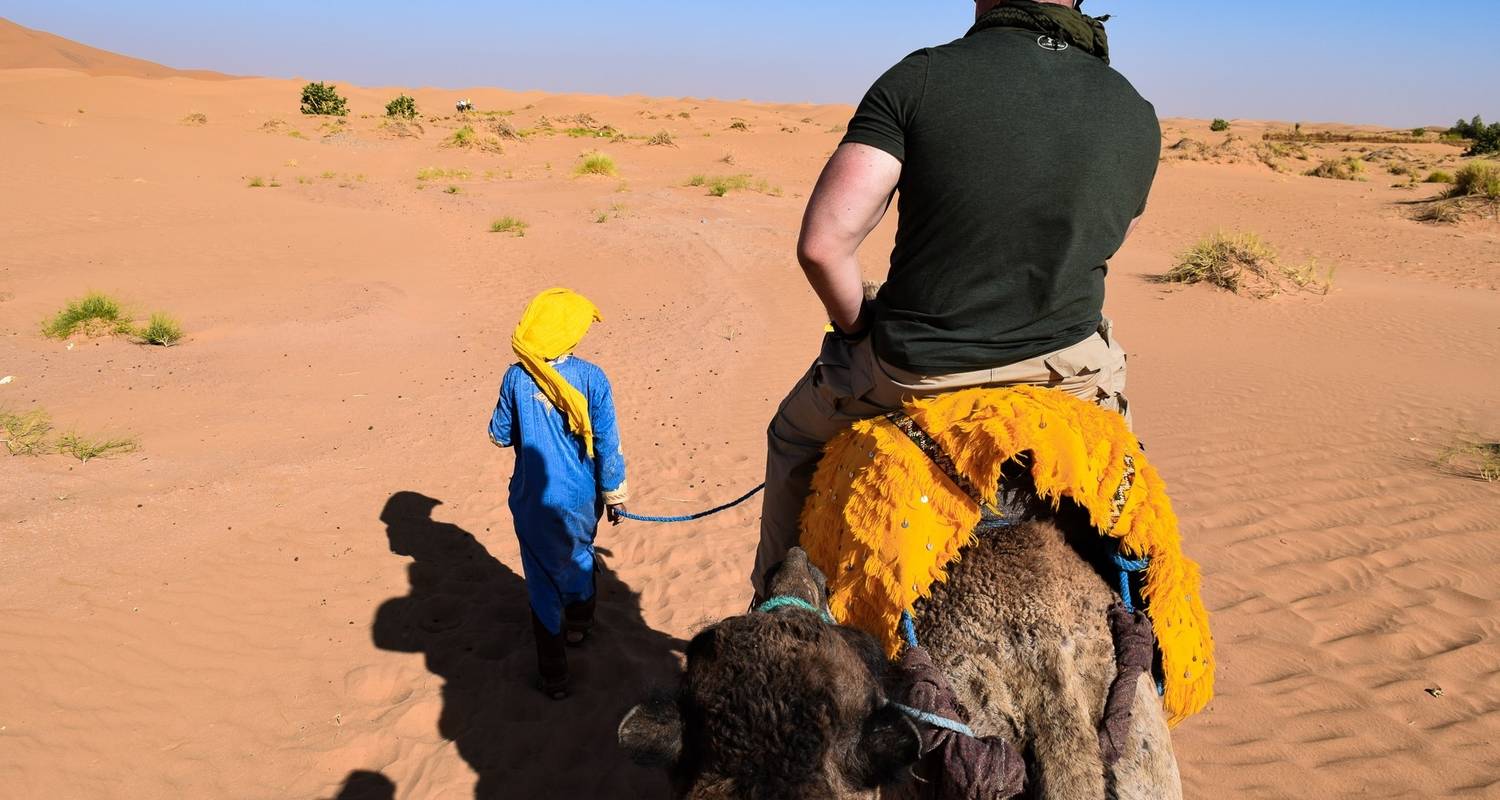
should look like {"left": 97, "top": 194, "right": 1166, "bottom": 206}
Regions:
{"left": 488, "top": 356, "right": 627, "bottom": 635}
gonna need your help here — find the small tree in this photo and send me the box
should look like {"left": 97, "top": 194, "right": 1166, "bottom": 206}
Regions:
{"left": 300, "top": 82, "right": 348, "bottom": 116}
{"left": 385, "top": 94, "right": 418, "bottom": 120}
{"left": 1411, "top": 127, "right": 1427, "bottom": 138}
{"left": 1210, "top": 118, "right": 1230, "bottom": 132}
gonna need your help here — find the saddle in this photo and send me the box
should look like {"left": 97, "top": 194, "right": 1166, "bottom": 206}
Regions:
{"left": 799, "top": 386, "right": 1214, "bottom": 726}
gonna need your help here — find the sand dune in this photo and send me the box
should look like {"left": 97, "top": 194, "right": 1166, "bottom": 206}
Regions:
{"left": 2, "top": 28, "right": 1499, "bottom": 800}
{"left": 0, "top": 17, "right": 230, "bottom": 80}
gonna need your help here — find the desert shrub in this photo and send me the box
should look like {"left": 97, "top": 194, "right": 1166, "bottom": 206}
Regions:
{"left": 490, "top": 217, "right": 528, "bottom": 236}
{"left": 1163, "top": 231, "right": 1331, "bottom": 298}
{"left": 445, "top": 125, "right": 503, "bottom": 153}
{"left": 247, "top": 176, "right": 266, "bottom": 187}
{"left": 443, "top": 185, "right": 461, "bottom": 194}
{"left": 1210, "top": 118, "right": 1230, "bottom": 132}
{"left": 1, "top": 409, "right": 53, "bottom": 455}
{"left": 1450, "top": 115, "right": 1500, "bottom": 155}
{"left": 385, "top": 94, "right": 418, "bottom": 119}
{"left": 181, "top": 112, "right": 207, "bottom": 126}
{"left": 729, "top": 120, "right": 750, "bottom": 131}
{"left": 489, "top": 118, "right": 520, "bottom": 139}
{"left": 300, "top": 82, "right": 348, "bottom": 116}
{"left": 138, "top": 313, "right": 183, "bottom": 346}
{"left": 1425, "top": 170, "right": 1454, "bottom": 183}
{"left": 1412, "top": 127, "right": 1427, "bottom": 138}
{"left": 647, "top": 130, "right": 675, "bottom": 147}
{"left": 575, "top": 152, "right": 618, "bottom": 176}
{"left": 43, "top": 293, "right": 133, "bottom": 339}
{"left": 57, "top": 432, "right": 137, "bottom": 463}
{"left": 1438, "top": 440, "right": 1500, "bottom": 482}
{"left": 1449, "top": 161, "right": 1500, "bottom": 200}
{"left": 1306, "top": 157, "right": 1367, "bottom": 181}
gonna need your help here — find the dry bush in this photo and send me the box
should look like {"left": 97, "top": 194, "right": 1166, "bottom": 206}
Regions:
{"left": 1, "top": 409, "right": 53, "bottom": 455}
{"left": 646, "top": 130, "right": 676, "bottom": 147}
{"left": 1449, "top": 161, "right": 1500, "bottom": 200}
{"left": 181, "top": 112, "right": 208, "bottom": 126}
{"left": 1162, "top": 231, "right": 1332, "bottom": 298}
{"left": 489, "top": 118, "right": 521, "bottom": 140}
{"left": 378, "top": 119, "right": 424, "bottom": 138}
{"left": 1306, "top": 157, "right": 1367, "bottom": 181}
{"left": 1437, "top": 440, "right": 1500, "bottom": 482}
{"left": 1413, "top": 162, "right": 1500, "bottom": 223}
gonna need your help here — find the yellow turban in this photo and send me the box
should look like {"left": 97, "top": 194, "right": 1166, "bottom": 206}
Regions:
{"left": 511, "top": 288, "right": 603, "bottom": 456}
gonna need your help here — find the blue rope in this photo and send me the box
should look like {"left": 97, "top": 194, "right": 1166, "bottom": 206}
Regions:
{"left": 1112, "top": 553, "right": 1149, "bottom": 613}
{"left": 756, "top": 595, "right": 835, "bottom": 624}
{"left": 616, "top": 483, "right": 765, "bottom": 523}
{"left": 890, "top": 702, "right": 977, "bottom": 739}
{"left": 900, "top": 609, "right": 919, "bottom": 650}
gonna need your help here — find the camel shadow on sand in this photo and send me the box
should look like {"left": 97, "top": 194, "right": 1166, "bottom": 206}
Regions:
{"left": 371, "top": 490, "right": 684, "bottom": 799}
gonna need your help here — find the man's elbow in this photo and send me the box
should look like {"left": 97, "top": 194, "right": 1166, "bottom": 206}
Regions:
{"left": 797, "top": 234, "right": 843, "bottom": 274}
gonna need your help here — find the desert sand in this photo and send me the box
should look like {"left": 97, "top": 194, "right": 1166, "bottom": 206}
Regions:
{"left": 2, "top": 17, "right": 1498, "bottom": 800}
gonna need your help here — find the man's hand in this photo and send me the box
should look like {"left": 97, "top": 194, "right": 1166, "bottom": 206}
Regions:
{"left": 607, "top": 504, "right": 628, "bottom": 526}
{"left": 798, "top": 143, "right": 903, "bottom": 333}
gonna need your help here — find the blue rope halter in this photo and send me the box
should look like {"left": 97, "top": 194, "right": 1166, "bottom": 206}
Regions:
{"left": 757, "top": 596, "right": 975, "bottom": 739}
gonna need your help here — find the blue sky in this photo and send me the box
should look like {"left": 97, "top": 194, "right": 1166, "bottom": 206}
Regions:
{"left": 8, "top": 1, "right": 1498, "bottom": 126}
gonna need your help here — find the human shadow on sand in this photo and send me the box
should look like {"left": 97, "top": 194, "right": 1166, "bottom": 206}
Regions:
{"left": 373, "top": 490, "right": 683, "bottom": 799}
{"left": 324, "top": 770, "right": 395, "bottom": 800}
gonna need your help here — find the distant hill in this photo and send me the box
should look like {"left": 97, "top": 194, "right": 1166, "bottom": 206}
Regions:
{"left": 0, "top": 17, "right": 233, "bottom": 79}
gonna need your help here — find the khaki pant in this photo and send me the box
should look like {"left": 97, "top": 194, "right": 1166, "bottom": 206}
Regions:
{"left": 752, "top": 319, "right": 1131, "bottom": 596}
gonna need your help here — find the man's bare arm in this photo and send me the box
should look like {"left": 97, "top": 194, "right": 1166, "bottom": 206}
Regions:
{"left": 797, "top": 143, "right": 903, "bottom": 334}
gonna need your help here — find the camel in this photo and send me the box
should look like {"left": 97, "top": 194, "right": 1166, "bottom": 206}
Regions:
{"left": 618, "top": 493, "right": 1183, "bottom": 799}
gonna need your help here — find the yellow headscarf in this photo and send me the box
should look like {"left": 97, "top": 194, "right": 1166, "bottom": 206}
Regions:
{"left": 511, "top": 288, "right": 603, "bottom": 456}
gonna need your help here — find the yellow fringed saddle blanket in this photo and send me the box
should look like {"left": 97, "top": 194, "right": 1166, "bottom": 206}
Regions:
{"left": 799, "top": 386, "right": 1214, "bottom": 726}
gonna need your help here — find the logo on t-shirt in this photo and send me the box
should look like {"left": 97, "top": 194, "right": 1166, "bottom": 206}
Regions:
{"left": 1037, "top": 35, "right": 1069, "bottom": 52}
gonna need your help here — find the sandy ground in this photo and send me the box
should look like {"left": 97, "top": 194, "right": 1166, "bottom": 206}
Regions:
{"left": 2, "top": 25, "right": 1500, "bottom": 800}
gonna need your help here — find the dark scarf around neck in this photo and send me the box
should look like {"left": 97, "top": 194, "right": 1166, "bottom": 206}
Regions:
{"left": 967, "top": 1, "right": 1111, "bottom": 64}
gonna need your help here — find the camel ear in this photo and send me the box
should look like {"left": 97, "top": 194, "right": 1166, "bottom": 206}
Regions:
{"left": 618, "top": 694, "right": 683, "bottom": 768}
{"left": 852, "top": 704, "right": 923, "bottom": 787}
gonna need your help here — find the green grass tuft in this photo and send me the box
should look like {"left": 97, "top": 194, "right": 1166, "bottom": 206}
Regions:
{"left": 416, "top": 167, "right": 470, "bottom": 181}
{"left": 138, "top": 313, "right": 183, "bottom": 346}
{"left": 248, "top": 176, "right": 266, "bottom": 187}
{"left": 490, "top": 217, "right": 528, "bottom": 236}
{"left": 1424, "top": 170, "right": 1454, "bottom": 183}
{"left": 1449, "top": 161, "right": 1500, "bottom": 200}
{"left": 686, "top": 173, "right": 776, "bottom": 197}
{"left": 449, "top": 125, "right": 477, "bottom": 147}
{"left": 43, "top": 293, "right": 134, "bottom": 339}
{"left": 575, "top": 152, "right": 618, "bottom": 177}
{"left": 56, "top": 432, "right": 138, "bottom": 463}
{"left": 1, "top": 409, "right": 53, "bottom": 456}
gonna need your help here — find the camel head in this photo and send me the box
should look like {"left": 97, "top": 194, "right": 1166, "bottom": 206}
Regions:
{"left": 618, "top": 548, "right": 922, "bottom": 799}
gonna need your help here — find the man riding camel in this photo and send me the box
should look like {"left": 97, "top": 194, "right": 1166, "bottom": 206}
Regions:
{"left": 753, "top": 0, "right": 1160, "bottom": 597}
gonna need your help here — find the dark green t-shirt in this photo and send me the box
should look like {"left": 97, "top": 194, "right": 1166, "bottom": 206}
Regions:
{"left": 844, "top": 25, "right": 1160, "bottom": 373}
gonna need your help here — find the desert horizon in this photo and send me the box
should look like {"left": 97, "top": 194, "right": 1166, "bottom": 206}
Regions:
{"left": 2, "top": 12, "right": 1498, "bottom": 800}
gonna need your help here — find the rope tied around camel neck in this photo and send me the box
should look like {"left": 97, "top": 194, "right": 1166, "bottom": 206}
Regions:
{"left": 756, "top": 595, "right": 977, "bottom": 739}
